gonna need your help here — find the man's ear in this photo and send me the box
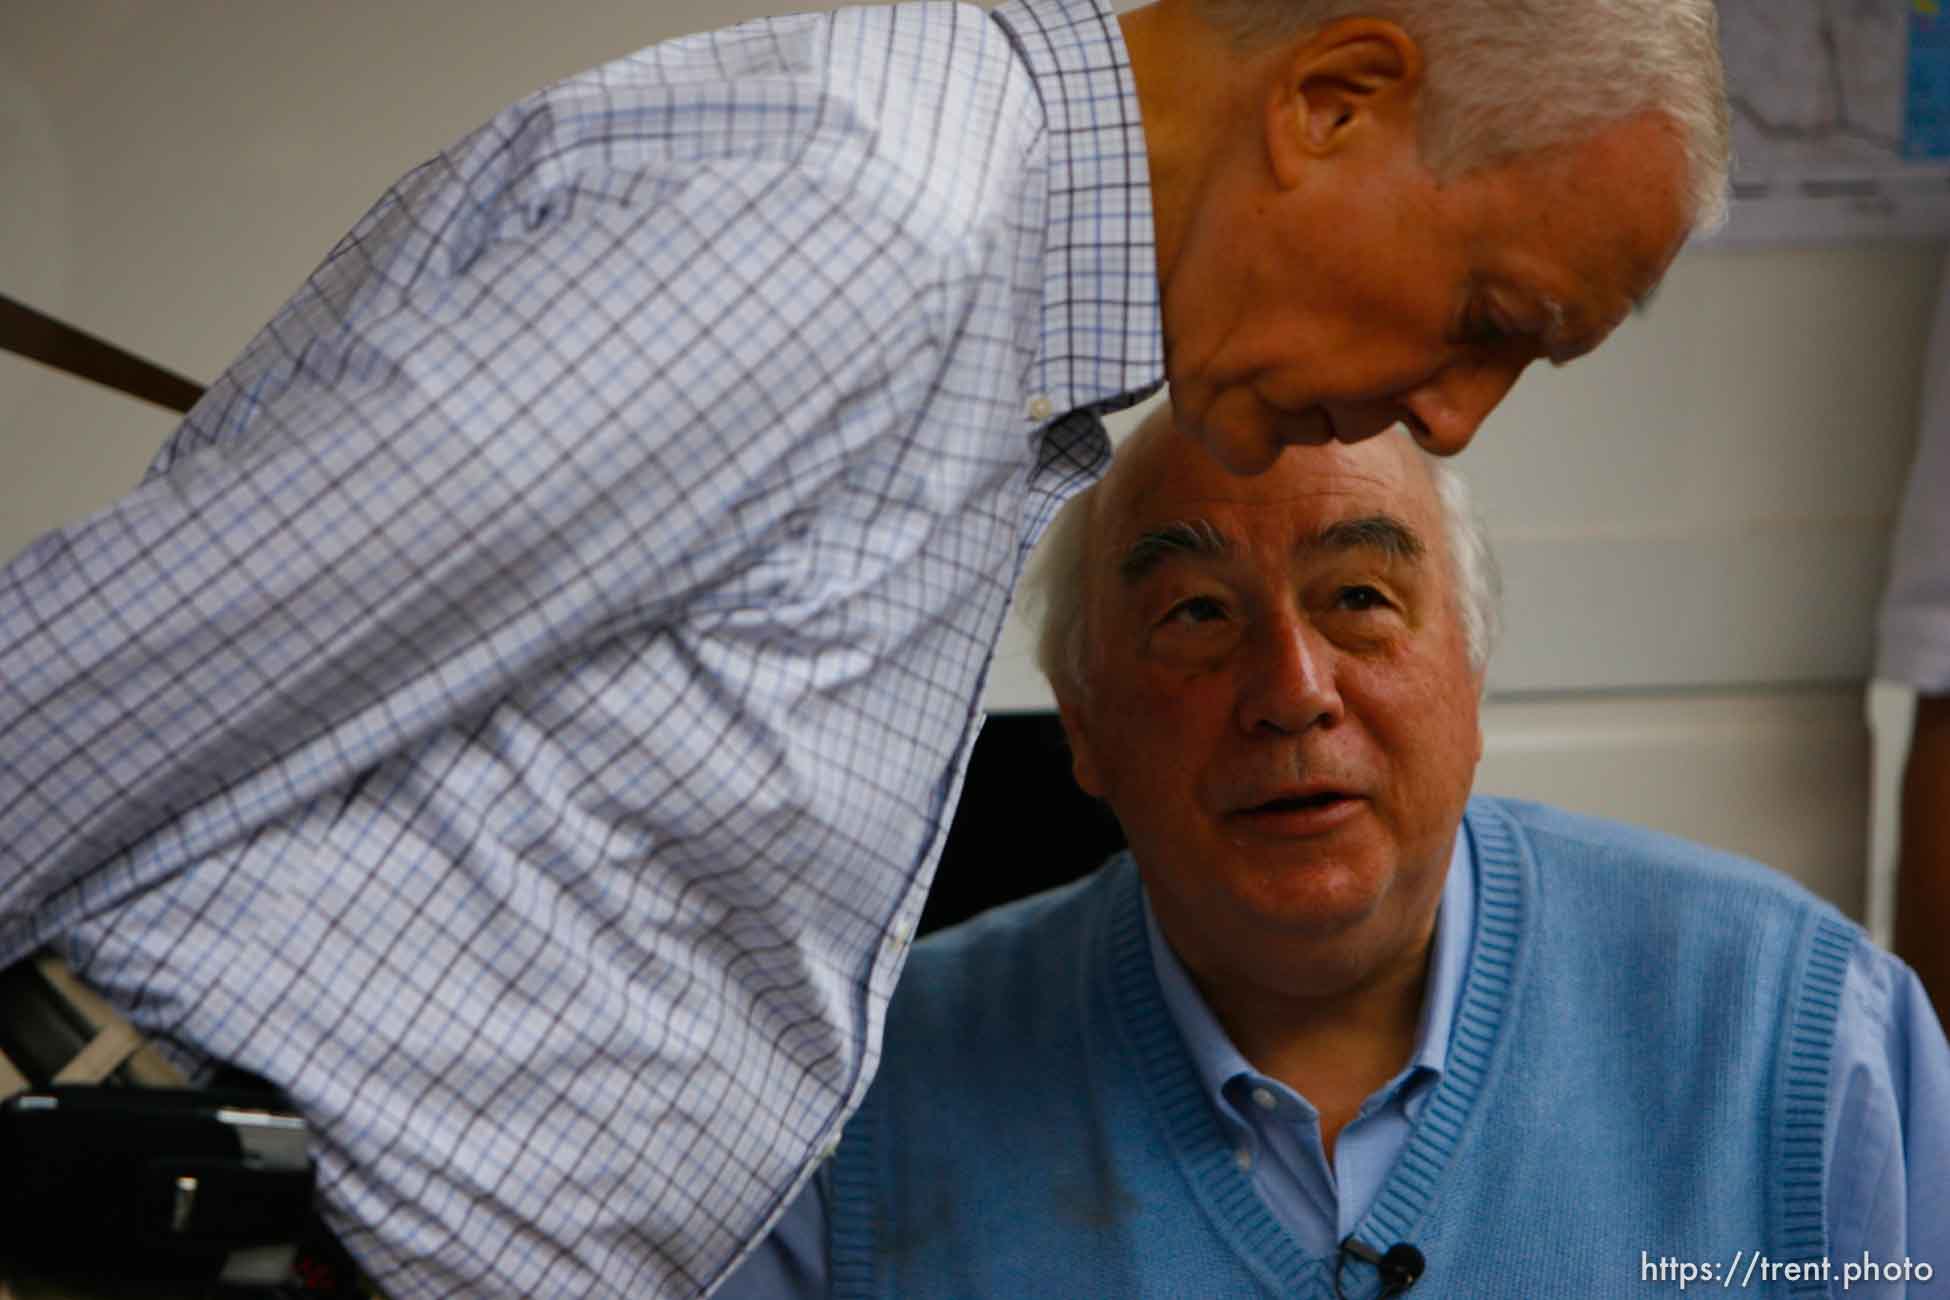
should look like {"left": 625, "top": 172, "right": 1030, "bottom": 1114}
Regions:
{"left": 1055, "top": 693, "right": 1108, "bottom": 800}
{"left": 1469, "top": 679, "right": 1485, "bottom": 766}
{"left": 1266, "top": 18, "right": 1424, "bottom": 187}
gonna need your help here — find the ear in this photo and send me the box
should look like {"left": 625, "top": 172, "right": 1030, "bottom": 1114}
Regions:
{"left": 1468, "top": 683, "right": 1485, "bottom": 766}
{"left": 1266, "top": 18, "right": 1424, "bottom": 187}
{"left": 1055, "top": 693, "right": 1109, "bottom": 800}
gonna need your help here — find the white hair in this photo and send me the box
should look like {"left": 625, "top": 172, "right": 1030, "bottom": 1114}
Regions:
{"left": 1198, "top": 0, "right": 1730, "bottom": 230}
{"left": 1430, "top": 456, "right": 1501, "bottom": 674}
{"left": 1028, "top": 472, "right": 1101, "bottom": 705}
{"left": 1025, "top": 443, "right": 1501, "bottom": 702}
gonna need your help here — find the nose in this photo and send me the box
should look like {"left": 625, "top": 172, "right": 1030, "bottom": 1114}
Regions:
{"left": 1237, "top": 612, "right": 1343, "bottom": 736}
{"left": 1399, "top": 358, "right": 1530, "bottom": 456}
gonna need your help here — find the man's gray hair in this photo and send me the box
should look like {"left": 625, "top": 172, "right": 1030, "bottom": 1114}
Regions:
{"left": 1431, "top": 457, "right": 1502, "bottom": 677}
{"left": 1026, "top": 449, "right": 1501, "bottom": 702}
{"left": 1199, "top": 0, "right": 1730, "bottom": 230}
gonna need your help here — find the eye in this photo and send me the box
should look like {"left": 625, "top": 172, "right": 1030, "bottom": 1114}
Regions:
{"left": 1335, "top": 585, "right": 1391, "bottom": 612}
{"left": 1463, "top": 309, "right": 1512, "bottom": 349}
{"left": 1163, "top": 595, "right": 1229, "bottom": 625}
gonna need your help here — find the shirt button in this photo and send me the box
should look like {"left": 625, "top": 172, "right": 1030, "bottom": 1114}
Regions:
{"left": 1251, "top": 1087, "right": 1278, "bottom": 1113}
{"left": 1026, "top": 394, "right": 1054, "bottom": 422}
{"left": 887, "top": 922, "right": 911, "bottom": 950}
{"left": 1234, "top": 1147, "right": 1253, "bottom": 1172}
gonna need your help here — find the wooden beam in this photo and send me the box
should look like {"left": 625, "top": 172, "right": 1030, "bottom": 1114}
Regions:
{"left": 0, "top": 294, "right": 205, "bottom": 415}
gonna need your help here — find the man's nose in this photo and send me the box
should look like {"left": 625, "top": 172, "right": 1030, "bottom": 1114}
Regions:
{"left": 1400, "top": 358, "right": 1531, "bottom": 456}
{"left": 1237, "top": 615, "right": 1342, "bottom": 736}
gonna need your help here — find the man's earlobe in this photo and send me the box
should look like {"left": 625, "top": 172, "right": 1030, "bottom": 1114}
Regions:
{"left": 1268, "top": 18, "right": 1423, "bottom": 185}
{"left": 1056, "top": 697, "right": 1108, "bottom": 799}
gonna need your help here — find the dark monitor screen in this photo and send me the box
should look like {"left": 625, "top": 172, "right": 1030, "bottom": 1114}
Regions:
{"left": 920, "top": 712, "right": 1128, "bottom": 937}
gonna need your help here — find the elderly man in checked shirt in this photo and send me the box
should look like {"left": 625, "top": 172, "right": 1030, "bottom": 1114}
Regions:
{"left": 0, "top": 0, "right": 1727, "bottom": 1295}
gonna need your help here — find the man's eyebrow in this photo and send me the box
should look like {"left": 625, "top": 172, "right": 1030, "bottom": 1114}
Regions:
{"left": 1308, "top": 514, "right": 1426, "bottom": 562}
{"left": 1118, "top": 519, "right": 1229, "bottom": 583}
{"left": 1536, "top": 295, "right": 1599, "bottom": 366}
{"left": 1117, "top": 513, "right": 1424, "bottom": 582}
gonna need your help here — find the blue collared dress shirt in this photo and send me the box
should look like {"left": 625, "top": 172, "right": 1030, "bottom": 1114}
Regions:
{"left": 0, "top": 1, "right": 1162, "bottom": 1294}
{"left": 723, "top": 828, "right": 1950, "bottom": 1298}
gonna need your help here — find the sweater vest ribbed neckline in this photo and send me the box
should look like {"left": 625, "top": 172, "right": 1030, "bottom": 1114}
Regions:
{"left": 1098, "top": 805, "right": 1527, "bottom": 1291}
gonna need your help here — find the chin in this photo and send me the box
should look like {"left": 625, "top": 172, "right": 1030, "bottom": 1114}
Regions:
{"left": 1253, "top": 402, "right": 1341, "bottom": 462}
{"left": 1269, "top": 399, "right": 1337, "bottom": 443}
{"left": 1225, "top": 861, "right": 1390, "bottom": 937}
{"left": 1165, "top": 383, "right": 1280, "bottom": 476}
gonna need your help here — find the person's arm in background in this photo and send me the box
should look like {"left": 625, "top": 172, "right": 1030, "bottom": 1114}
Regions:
{"left": 1896, "top": 695, "right": 1950, "bottom": 1012}
{"left": 1879, "top": 263, "right": 1950, "bottom": 1018}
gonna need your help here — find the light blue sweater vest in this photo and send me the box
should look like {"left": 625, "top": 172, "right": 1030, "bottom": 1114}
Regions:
{"left": 828, "top": 797, "right": 1862, "bottom": 1298}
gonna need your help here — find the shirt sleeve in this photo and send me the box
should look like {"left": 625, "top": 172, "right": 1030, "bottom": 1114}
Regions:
{"left": 1824, "top": 939, "right": 1950, "bottom": 1296}
{"left": 0, "top": 132, "right": 950, "bottom": 949}
{"left": 1876, "top": 263, "right": 1950, "bottom": 694}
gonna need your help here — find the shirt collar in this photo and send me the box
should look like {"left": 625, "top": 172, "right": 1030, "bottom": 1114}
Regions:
{"left": 989, "top": 0, "right": 1166, "bottom": 417}
{"left": 1142, "top": 829, "right": 1478, "bottom": 1114}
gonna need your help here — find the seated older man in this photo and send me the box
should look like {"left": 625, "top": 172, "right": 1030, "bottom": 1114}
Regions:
{"left": 721, "top": 410, "right": 1950, "bottom": 1299}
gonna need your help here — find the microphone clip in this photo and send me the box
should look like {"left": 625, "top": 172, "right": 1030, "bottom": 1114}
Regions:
{"left": 1335, "top": 1235, "right": 1425, "bottom": 1299}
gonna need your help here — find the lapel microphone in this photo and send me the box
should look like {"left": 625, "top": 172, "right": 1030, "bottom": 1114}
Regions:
{"left": 1334, "top": 1235, "right": 1426, "bottom": 1299}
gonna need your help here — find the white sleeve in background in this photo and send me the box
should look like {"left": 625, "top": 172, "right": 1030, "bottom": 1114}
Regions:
{"left": 1877, "top": 264, "right": 1950, "bottom": 694}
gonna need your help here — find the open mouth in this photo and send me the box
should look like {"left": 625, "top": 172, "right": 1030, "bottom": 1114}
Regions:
{"left": 1229, "top": 790, "right": 1366, "bottom": 836}
{"left": 1251, "top": 791, "right": 1349, "bottom": 813}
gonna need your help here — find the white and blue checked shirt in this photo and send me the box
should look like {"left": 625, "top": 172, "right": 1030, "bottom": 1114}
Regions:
{"left": 0, "top": 0, "right": 1162, "bottom": 1293}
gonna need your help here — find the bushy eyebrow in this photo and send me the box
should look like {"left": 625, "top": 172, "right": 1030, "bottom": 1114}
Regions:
{"left": 1119, "top": 519, "right": 1228, "bottom": 583}
{"left": 1533, "top": 294, "right": 1610, "bottom": 367}
{"left": 1537, "top": 296, "right": 1575, "bottom": 360}
{"left": 1314, "top": 514, "right": 1425, "bottom": 563}
{"left": 1116, "top": 512, "right": 1424, "bottom": 585}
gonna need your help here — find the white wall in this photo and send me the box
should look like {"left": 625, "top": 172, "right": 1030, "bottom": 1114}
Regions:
{"left": 4, "top": 2, "right": 1940, "bottom": 921}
